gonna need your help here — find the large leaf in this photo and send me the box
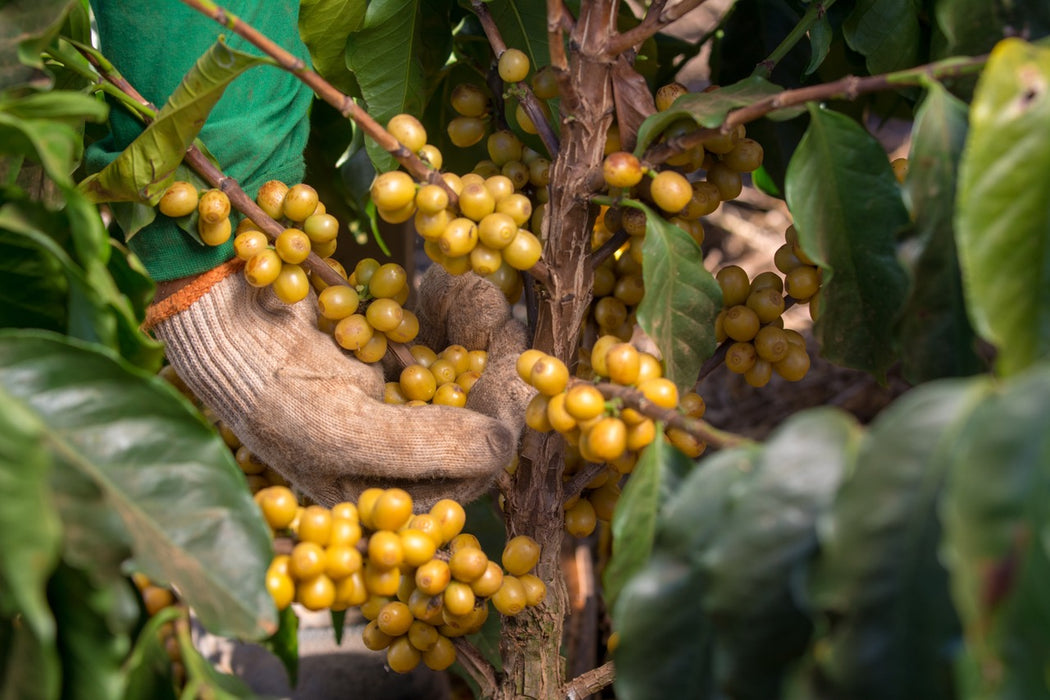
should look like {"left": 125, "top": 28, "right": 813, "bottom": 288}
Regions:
{"left": 898, "top": 82, "right": 984, "bottom": 382}
{"left": 942, "top": 362, "right": 1050, "bottom": 698}
{"left": 0, "top": 0, "right": 76, "bottom": 90}
{"left": 934, "top": 0, "right": 1050, "bottom": 59}
{"left": 701, "top": 409, "right": 854, "bottom": 699}
{"left": 0, "top": 384, "right": 61, "bottom": 685}
{"left": 347, "top": 0, "right": 447, "bottom": 172}
{"left": 634, "top": 76, "right": 797, "bottom": 155}
{"left": 298, "top": 0, "right": 366, "bottom": 96}
{"left": 0, "top": 196, "right": 164, "bottom": 370}
{"left": 123, "top": 607, "right": 181, "bottom": 700}
{"left": 632, "top": 200, "right": 721, "bottom": 392}
{"left": 809, "top": 380, "right": 979, "bottom": 699}
{"left": 613, "top": 555, "right": 716, "bottom": 700}
{"left": 0, "top": 330, "right": 277, "bottom": 640}
{"left": 78, "top": 39, "right": 272, "bottom": 206}
{"left": 47, "top": 563, "right": 131, "bottom": 700}
{"left": 603, "top": 433, "right": 691, "bottom": 611}
{"left": 784, "top": 104, "right": 910, "bottom": 380}
{"left": 844, "top": 0, "right": 923, "bottom": 75}
{"left": 955, "top": 39, "right": 1050, "bottom": 377}
{"left": 0, "top": 89, "right": 107, "bottom": 187}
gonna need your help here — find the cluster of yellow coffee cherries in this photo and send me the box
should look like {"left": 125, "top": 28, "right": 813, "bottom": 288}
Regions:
{"left": 519, "top": 341, "right": 706, "bottom": 538}
{"left": 369, "top": 114, "right": 543, "bottom": 285}
{"left": 388, "top": 343, "right": 489, "bottom": 407}
{"left": 714, "top": 253, "right": 815, "bottom": 387}
{"left": 254, "top": 486, "right": 545, "bottom": 674}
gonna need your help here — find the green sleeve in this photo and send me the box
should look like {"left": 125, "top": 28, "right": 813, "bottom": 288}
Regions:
{"left": 86, "top": 0, "right": 314, "bottom": 281}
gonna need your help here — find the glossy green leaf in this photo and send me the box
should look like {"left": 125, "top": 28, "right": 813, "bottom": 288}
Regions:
{"left": 843, "top": 0, "right": 922, "bottom": 75}
{"left": 942, "top": 363, "right": 1050, "bottom": 698}
{"left": 702, "top": 409, "right": 855, "bottom": 698}
{"left": 123, "top": 606, "right": 182, "bottom": 700}
{"left": 613, "top": 554, "right": 716, "bottom": 700}
{"left": 48, "top": 564, "right": 131, "bottom": 700}
{"left": 805, "top": 13, "right": 833, "bottom": 76}
{"left": 809, "top": 380, "right": 979, "bottom": 699}
{"left": 0, "top": 0, "right": 75, "bottom": 90}
{"left": 0, "top": 112, "right": 82, "bottom": 187}
{"left": 0, "top": 383, "right": 61, "bottom": 664}
{"left": 0, "top": 196, "right": 163, "bottom": 371}
{"left": 632, "top": 200, "right": 721, "bottom": 392}
{"left": 634, "top": 76, "right": 795, "bottom": 155}
{"left": 898, "top": 82, "right": 984, "bottom": 381}
{"left": 78, "top": 39, "right": 272, "bottom": 205}
{"left": 784, "top": 105, "right": 910, "bottom": 380}
{"left": 955, "top": 39, "right": 1050, "bottom": 377}
{"left": 934, "top": 0, "right": 1050, "bottom": 59}
{"left": 298, "top": 0, "right": 366, "bottom": 96}
{"left": 347, "top": 0, "right": 441, "bottom": 172}
{"left": 0, "top": 331, "right": 277, "bottom": 640}
{"left": 604, "top": 433, "right": 692, "bottom": 612}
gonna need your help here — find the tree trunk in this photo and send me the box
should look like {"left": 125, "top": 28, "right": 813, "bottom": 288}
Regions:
{"left": 496, "top": 2, "right": 617, "bottom": 698}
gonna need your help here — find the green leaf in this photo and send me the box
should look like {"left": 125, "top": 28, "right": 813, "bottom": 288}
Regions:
{"left": 809, "top": 380, "right": 979, "bottom": 699}
{"left": 1, "top": 609, "right": 60, "bottom": 700}
{"left": 48, "top": 564, "right": 131, "bottom": 700}
{"left": 898, "top": 82, "right": 984, "bottom": 382}
{"left": 124, "top": 607, "right": 182, "bottom": 700}
{"left": 942, "top": 362, "right": 1050, "bottom": 698}
{"left": 955, "top": 39, "right": 1050, "bottom": 377}
{"left": 0, "top": 330, "right": 277, "bottom": 640}
{"left": 0, "top": 111, "right": 83, "bottom": 187}
{"left": 298, "top": 0, "right": 366, "bottom": 96}
{"left": 933, "top": 0, "right": 1050, "bottom": 59}
{"left": 264, "top": 607, "right": 299, "bottom": 689}
{"left": 485, "top": 0, "right": 550, "bottom": 74}
{"left": 0, "top": 0, "right": 76, "bottom": 91}
{"left": 632, "top": 200, "right": 722, "bottom": 392}
{"left": 604, "top": 433, "right": 692, "bottom": 612}
{"left": 634, "top": 76, "right": 797, "bottom": 155}
{"left": 0, "top": 383, "right": 61, "bottom": 665}
{"left": 805, "top": 13, "right": 833, "bottom": 76}
{"left": 701, "top": 409, "right": 855, "bottom": 697}
{"left": 613, "top": 554, "right": 716, "bottom": 700}
{"left": 843, "top": 0, "right": 923, "bottom": 75}
{"left": 347, "top": 0, "right": 441, "bottom": 172}
{"left": 0, "top": 196, "right": 164, "bottom": 371}
{"left": 78, "top": 39, "right": 272, "bottom": 206}
{"left": 614, "top": 450, "right": 751, "bottom": 699}
{"left": 784, "top": 104, "right": 910, "bottom": 380}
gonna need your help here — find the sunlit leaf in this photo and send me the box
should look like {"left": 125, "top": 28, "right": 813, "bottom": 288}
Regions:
{"left": 785, "top": 104, "right": 910, "bottom": 380}
{"left": 956, "top": 39, "right": 1050, "bottom": 376}
{"left": 632, "top": 200, "right": 721, "bottom": 392}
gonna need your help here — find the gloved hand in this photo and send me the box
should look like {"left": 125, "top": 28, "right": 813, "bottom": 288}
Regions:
{"left": 148, "top": 261, "right": 533, "bottom": 510}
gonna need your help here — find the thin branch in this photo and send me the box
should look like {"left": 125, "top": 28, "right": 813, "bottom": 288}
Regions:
{"left": 607, "top": 0, "right": 709, "bottom": 55}
{"left": 753, "top": 0, "right": 837, "bottom": 79}
{"left": 588, "top": 229, "right": 629, "bottom": 272}
{"left": 563, "top": 461, "right": 609, "bottom": 503}
{"left": 472, "top": 0, "right": 560, "bottom": 159}
{"left": 177, "top": 0, "right": 452, "bottom": 197}
{"left": 644, "top": 52, "right": 989, "bottom": 167}
{"left": 563, "top": 661, "right": 616, "bottom": 699}
{"left": 452, "top": 638, "right": 500, "bottom": 698}
{"left": 572, "top": 378, "right": 751, "bottom": 449}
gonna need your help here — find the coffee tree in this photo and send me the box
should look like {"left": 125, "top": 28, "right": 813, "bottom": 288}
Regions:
{"left": 3, "top": 0, "right": 1050, "bottom": 698}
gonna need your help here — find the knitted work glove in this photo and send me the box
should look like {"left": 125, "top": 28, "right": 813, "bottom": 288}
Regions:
{"left": 149, "top": 262, "right": 532, "bottom": 510}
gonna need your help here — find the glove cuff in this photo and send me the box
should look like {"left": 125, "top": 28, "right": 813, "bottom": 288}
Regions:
{"left": 143, "top": 258, "right": 245, "bottom": 331}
